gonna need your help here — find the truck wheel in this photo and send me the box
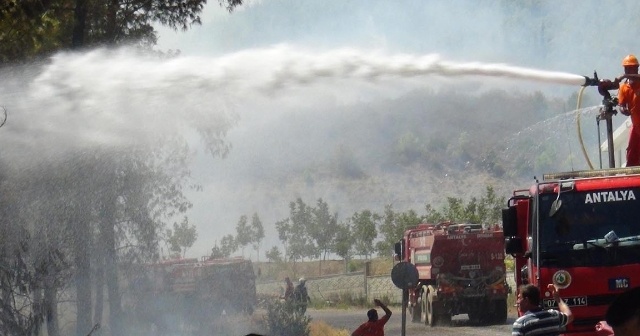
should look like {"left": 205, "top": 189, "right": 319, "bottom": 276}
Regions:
{"left": 410, "top": 293, "right": 422, "bottom": 323}
{"left": 426, "top": 287, "right": 438, "bottom": 327}
{"left": 491, "top": 299, "right": 508, "bottom": 324}
{"left": 439, "top": 313, "right": 452, "bottom": 326}
{"left": 468, "top": 309, "right": 479, "bottom": 324}
{"left": 420, "top": 287, "right": 428, "bottom": 324}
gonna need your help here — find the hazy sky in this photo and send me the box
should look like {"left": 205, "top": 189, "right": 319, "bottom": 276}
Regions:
{"left": 156, "top": 0, "right": 629, "bottom": 76}
{"left": 148, "top": 0, "right": 635, "bottom": 258}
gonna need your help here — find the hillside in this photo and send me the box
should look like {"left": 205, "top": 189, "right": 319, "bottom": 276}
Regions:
{"left": 187, "top": 85, "right": 616, "bottom": 257}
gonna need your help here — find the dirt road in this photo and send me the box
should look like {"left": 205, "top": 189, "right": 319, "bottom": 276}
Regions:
{"left": 308, "top": 307, "right": 516, "bottom": 336}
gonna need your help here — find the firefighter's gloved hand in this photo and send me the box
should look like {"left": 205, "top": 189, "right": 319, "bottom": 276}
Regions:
{"left": 618, "top": 105, "right": 630, "bottom": 116}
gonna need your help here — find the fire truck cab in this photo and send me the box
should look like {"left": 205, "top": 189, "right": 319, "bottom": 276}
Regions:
{"left": 503, "top": 167, "right": 640, "bottom": 335}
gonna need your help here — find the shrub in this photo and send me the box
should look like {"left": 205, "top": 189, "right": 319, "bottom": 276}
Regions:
{"left": 263, "top": 298, "right": 311, "bottom": 336}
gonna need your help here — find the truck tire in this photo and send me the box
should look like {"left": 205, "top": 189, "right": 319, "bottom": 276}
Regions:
{"left": 491, "top": 299, "right": 508, "bottom": 324}
{"left": 420, "top": 286, "right": 428, "bottom": 325}
{"left": 439, "top": 311, "right": 452, "bottom": 326}
{"left": 469, "top": 306, "right": 491, "bottom": 325}
{"left": 410, "top": 295, "right": 422, "bottom": 323}
{"left": 468, "top": 309, "right": 479, "bottom": 324}
{"left": 426, "top": 286, "right": 438, "bottom": 327}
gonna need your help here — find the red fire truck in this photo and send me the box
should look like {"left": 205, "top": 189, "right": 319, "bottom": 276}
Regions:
{"left": 502, "top": 167, "right": 640, "bottom": 335}
{"left": 394, "top": 222, "right": 509, "bottom": 327}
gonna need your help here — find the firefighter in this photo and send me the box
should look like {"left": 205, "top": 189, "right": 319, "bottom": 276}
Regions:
{"left": 293, "top": 277, "right": 310, "bottom": 314}
{"left": 283, "top": 276, "right": 294, "bottom": 301}
{"left": 599, "top": 54, "right": 640, "bottom": 166}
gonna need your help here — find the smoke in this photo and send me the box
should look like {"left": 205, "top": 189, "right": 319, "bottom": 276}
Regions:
{"left": 171, "top": 0, "right": 640, "bottom": 257}
{"left": 5, "top": 0, "right": 640, "bottom": 257}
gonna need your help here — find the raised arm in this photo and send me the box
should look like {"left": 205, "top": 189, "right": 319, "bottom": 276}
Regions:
{"left": 374, "top": 299, "right": 392, "bottom": 318}
{"left": 548, "top": 284, "right": 574, "bottom": 325}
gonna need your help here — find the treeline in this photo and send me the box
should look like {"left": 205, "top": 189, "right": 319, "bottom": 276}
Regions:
{"left": 0, "top": 0, "right": 242, "bottom": 63}
{"left": 214, "top": 186, "right": 504, "bottom": 265}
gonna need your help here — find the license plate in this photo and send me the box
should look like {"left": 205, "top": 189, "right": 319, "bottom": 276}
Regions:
{"left": 542, "top": 296, "right": 587, "bottom": 308}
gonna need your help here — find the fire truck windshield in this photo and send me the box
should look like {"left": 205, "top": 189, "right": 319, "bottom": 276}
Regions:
{"left": 537, "top": 187, "right": 640, "bottom": 267}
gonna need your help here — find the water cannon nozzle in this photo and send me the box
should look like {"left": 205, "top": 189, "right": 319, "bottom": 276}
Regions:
{"left": 582, "top": 71, "right": 599, "bottom": 87}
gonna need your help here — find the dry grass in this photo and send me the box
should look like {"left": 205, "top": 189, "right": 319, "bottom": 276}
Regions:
{"left": 310, "top": 320, "right": 350, "bottom": 336}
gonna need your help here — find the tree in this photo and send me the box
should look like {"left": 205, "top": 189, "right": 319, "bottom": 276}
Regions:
{"left": 235, "top": 215, "right": 252, "bottom": 257}
{"left": 424, "top": 186, "right": 505, "bottom": 225}
{"left": 309, "top": 198, "right": 338, "bottom": 275}
{"left": 166, "top": 216, "right": 198, "bottom": 257}
{"left": 275, "top": 219, "right": 291, "bottom": 262}
{"left": 210, "top": 244, "right": 225, "bottom": 259}
{"left": 219, "top": 234, "right": 237, "bottom": 258}
{"left": 1, "top": 1, "right": 245, "bottom": 335}
{"left": 0, "top": 0, "right": 244, "bottom": 62}
{"left": 0, "top": 1, "right": 65, "bottom": 62}
{"left": 479, "top": 186, "right": 505, "bottom": 224}
{"left": 287, "top": 198, "right": 315, "bottom": 262}
{"left": 333, "top": 221, "right": 354, "bottom": 272}
{"left": 265, "top": 246, "right": 283, "bottom": 263}
{"left": 350, "top": 210, "right": 380, "bottom": 259}
{"left": 251, "top": 213, "right": 265, "bottom": 261}
{"left": 0, "top": 143, "right": 200, "bottom": 336}
{"left": 96, "top": 144, "right": 195, "bottom": 336}
{"left": 310, "top": 198, "right": 338, "bottom": 262}
{"left": 376, "top": 206, "right": 421, "bottom": 257}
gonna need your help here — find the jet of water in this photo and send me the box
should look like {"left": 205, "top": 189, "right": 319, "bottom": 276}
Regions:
{"left": 1, "top": 45, "right": 587, "bottom": 158}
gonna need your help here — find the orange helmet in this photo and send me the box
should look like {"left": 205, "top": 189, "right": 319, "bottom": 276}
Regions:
{"left": 622, "top": 54, "right": 639, "bottom": 67}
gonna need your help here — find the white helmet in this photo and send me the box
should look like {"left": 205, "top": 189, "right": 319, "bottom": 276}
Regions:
{"left": 299, "top": 277, "right": 306, "bottom": 283}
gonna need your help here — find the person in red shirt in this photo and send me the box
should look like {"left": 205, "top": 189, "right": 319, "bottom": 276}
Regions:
{"left": 599, "top": 54, "right": 640, "bottom": 166}
{"left": 351, "top": 298, "right": 392, "bottom": 336}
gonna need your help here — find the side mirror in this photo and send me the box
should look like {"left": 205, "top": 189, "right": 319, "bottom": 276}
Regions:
{"left": 549, "top": 198, "right": 563, "bottom": 218}
{"left": 502, "top": 207, "right": 518, "bottom": 237}
{"left": 505, "top": 237, "right": 524, "bottom": 255}
{"left": 394, "top": 241, "right": 402, "bottom": 260}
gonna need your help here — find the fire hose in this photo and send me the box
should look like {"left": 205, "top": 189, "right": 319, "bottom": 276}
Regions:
{"left": 575, "top": 85, "right": 594, "bottom": 169}
{"left": 578, "top": 72, "right": 618, "bottom": 169}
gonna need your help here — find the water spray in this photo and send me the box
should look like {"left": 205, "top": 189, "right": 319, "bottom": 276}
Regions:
{"left": 0, "top": 46, "right": 625, "bottom": 162}
{"left": 0, "top": 106, "right": 6, "bottom": 128}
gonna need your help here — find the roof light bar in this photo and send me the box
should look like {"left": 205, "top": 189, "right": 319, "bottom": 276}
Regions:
{"left": 543, "top": 167, "right": 640, "bottom": 181}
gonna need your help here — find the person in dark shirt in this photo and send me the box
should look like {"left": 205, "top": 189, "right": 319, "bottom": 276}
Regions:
{"left": 283, "top": 276, "right": 294, "bottom": 301}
